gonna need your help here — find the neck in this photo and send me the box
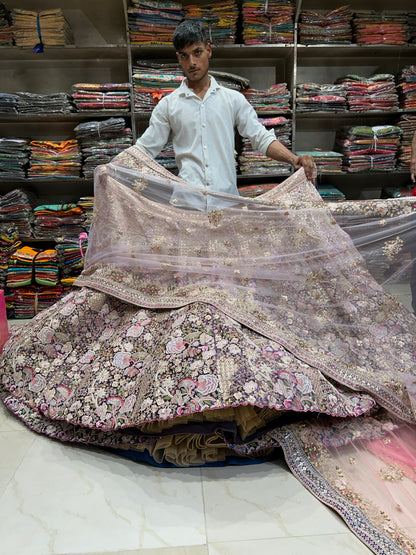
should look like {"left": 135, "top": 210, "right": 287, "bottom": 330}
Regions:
{"left": 187, "top": 75, "right": 211, "bottom": 99}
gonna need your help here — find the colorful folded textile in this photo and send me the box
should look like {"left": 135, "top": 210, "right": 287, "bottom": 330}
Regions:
{"left": 34, "top": 249, "right": 59, "bottom": 286}
{"left": 184, "top": 1, "right": 238, "bottom": 45}
{"left": 397, "top": 113, "right": 416, "bottom": 170}
{"left": 296, "top": 150, "right": 344, "bottom": 173}
{"left": 4, "top": 284, "right": 66, "bottom": 319}
{"left": 239, "top": 116, "right": 292, "bottom": 176}
{"left": 6, "top": 245, "right": 38, "bottom": 287}
{"left": 77, "top": 197, "right": 94, "bottom": 230}
{"left": 12, "top": 8, "right": 73, "bottom": 47}
{"left": 72, "top": 83, "right": 131, "bottom": 112}
{"left": 296, "top": 83, "right": 347, "bottom": 112}
{"left": 335, "top": 125, "right": 402, "bottom": 172}
{"left": 352, "top": 11, "right": 408, "bottom": 45}
{"left": 299, "top": 5, "right": 352, "bottom": 44}
{"left": 238, "top": 182, "right": 278, "bottom": 197}
{"left": 0, "top": 222, "right": 20, "bottom": 288}
{"left": 32, "top": 204, "right": 86, "bottom": 239}
{"left": 28, "top": 140, "right": 82, "bottom": 178}
{"left": 56, "top": 238, "right": 86, "bottom": 277}
{"left": 242, "top": 83, "right": 291, "bottom": 112}
{"left": 396, "top": 65, "right": 416, "bottom": 111}
{"left": 242, "top": 0, "right": 295, "bottom": 45}
{"left": 317, "top": 184, "right": 346, "bottom": 201}
{"left": 335, "top": 73, "right": 399, "bottom": 112}
{"left": 128, "top": 0, "right": 184, "bottom": 45}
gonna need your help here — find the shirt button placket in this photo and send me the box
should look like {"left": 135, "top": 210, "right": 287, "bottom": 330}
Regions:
{"left": 201, "top": 104, "right": 210, "bottom": 185}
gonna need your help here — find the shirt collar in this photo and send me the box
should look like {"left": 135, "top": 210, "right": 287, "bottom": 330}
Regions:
{"left": 179, "top": 75, "right": 220, "bottom": 97}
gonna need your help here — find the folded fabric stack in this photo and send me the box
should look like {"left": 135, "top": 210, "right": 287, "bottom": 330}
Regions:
{"left": 296, "top": 149, "right": 344, "bottom": 173}
{"left": 396, "top": 114, "right": 416, "bottom": 170}
{"left": 210, "top": 70, "right": 249, "bottom": 91}
{"left": 72, "top": 83, "right": 131, "bottom": 111}
{"left": 28, "top": 140, "right": 82, "bottom": 178}
{"left": 77, "top": 197, "right": 94, "bottom": 230}
{"left": 34, "top": 249, "right": 59, "bottom": 286}
{"left": 32, "top": 204, "right": 86, "bottom": 239}
{"left": 0, "top": 189, "right": 34, "bottom": 238}
{"left": 56, "top": 238, "right": 87, "bottom": 284}
{"left": 239, "top": 116, "right": 292, "bottom": 176}
{"left": 12, "top": 8, "right": 73, "bottom": 47}
{"left": 242, "top": 0, "right": 295, "bottom": 45}
{"left": 155, "top": 141, "right": 177, "bottom": 172}
{"left": 74, "top": 117, "right": 133, "bottom": 178}
{"left": 299, "top": 5, "right": 353, "bottom": 44}
{"left": 296, "top": 83, "right": 347, "bottom": 112}
{"left": 0, "top": 138, "right": 30, "bottom": 179}
{"left": 238, "top": 183, "right": 278, "bottom": 197}
{"left": 6, "top": 245, "right": 38, "bottom": 287}
{"left": 0, "top": 2, "right": 13, "bottom": 45}
{"left": 183, "top": 1, "right": 238, "bottom": 45}
{"left": 0, "top": 223, "right": 20, "bottom": 288}
{"left": 133, "top": 62, "right": 184, "bottom": 113}
{"left": 128, "top": 0, "right": 184, "bottom": 45}
{"left": 242, "top": 83, "right": 291, "bottom": 112}
{"left": 396, "top": 65, "right": 416, "bottom": 110}
{"left": 335, "top": 125, "right": 402, "bottom": 172}
{"left": 335, "top": 73, "right": 399, "bottom": 111}
{"left": 317, "top": 185, "right": 346, "bottom": 201}
{"left": 5, "top": 285, "right": 66, "bottom": 319}
{"left": 381, "top": 184, "right": 414, "bottom": 198}
{"left": 16, "top": 92, "right": 74, "bottom": 114}
{"left": 352, "top": 11, "right": 408, "bottom": 45}
{"left": 408, "top": 12, "right": 416, "bottom": 43}
{"left": 0, "top": 93, "right": 18, "bottom": 113}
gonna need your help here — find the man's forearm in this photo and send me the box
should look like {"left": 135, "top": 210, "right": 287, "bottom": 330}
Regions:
{"left": 266, "top": 139, "right": 298, "bottom": 166}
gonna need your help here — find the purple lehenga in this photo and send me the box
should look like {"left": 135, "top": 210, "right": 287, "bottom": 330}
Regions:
{"left": 1, "top": 146, "right": 416, "bottom": 554}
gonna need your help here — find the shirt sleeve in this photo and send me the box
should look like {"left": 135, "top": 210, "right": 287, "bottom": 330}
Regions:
{"left": 234, "top": 94, "right": 277, "bottom": 156}
{"left": 135, "top": 97, "right": 171, "bottom": 158}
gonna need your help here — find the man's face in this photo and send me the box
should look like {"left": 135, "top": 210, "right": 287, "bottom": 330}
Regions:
{"left": 176, "top": 41, "right": 212, "bottom": 84}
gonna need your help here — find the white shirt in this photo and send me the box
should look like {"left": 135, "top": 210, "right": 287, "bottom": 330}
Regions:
{"left": 135, "top": 76, "right": 276, "bottom": 210}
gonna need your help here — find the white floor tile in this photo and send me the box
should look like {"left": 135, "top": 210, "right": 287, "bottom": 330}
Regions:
{"left": 0, "top": 434, "right": 206, "bottom": 555}
{"left": 208, "top": 533, "right": 372, "bottom": 554}
{"left": 0, "top": 429, "right": 35, "bottom": 497}
{"left": 202, "top": 460, "right": 347, "bottom": 543}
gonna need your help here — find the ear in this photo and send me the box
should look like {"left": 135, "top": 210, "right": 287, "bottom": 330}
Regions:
{"left": 207, "top": 42, "right": 212, "bottom": 58}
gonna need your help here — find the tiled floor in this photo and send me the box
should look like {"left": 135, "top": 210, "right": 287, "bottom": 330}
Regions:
{"left": 1, "top": 284, "right": 412, "bottom": 555}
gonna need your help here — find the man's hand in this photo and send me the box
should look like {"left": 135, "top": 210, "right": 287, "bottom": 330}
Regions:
{"left": 293, "top": 154, "right": 317, "bottom": 182}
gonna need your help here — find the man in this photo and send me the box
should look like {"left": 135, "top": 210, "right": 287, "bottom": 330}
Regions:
{"left": 135, "top": 20, "right": 316, "bottom": 208}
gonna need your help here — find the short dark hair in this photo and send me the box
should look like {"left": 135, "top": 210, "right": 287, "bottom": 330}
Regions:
{"left": 173, "top": 20, "right": 208, "bottom": 51}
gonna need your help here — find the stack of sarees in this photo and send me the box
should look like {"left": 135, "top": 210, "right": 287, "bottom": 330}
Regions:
{"left": 335, "top": 125, "right": 402, "bottom": 172}
{"left": 408, "top": 12, "right": 416, "bottom": 42}
{"left": 5, "top": 284, "right": 65, "bottom": 319}
{"left": 128, "top": 0, "right": 184, "bottom": 45}
{"left": 352, "top": 11, "right": 408, "bottom": 44}
{"left": 28, "top": 140, "right": 82, "bottom": 178}
{"left": 32, "top": 204, "right": 85, "bottom": 240}
{"left": 155, "top": 141, "right": 177, "bottom": 172}
{"left": 396, "top": 113, "right": 416, "bottom": 170}
{"left": 34, "top": 249, "right": 59, "bottom": 286}
{"left": 11, "top": 8, "right": 73, "bottom": 47}
{"left": 72, "top": 83, "right": 131, "bottom": 112}
{"left": 6, "top": 245, "right": 38, "bottom": 287}
{"left": 0, "top": 2, "right": 13, "bottom": 45}
{"left": 239, "top": 116, "right": 292, "bottom": 176}
{"left": 242, "top": 83, "right": 291, "bottom": 112}
{"left": 183, "top": 2, "right": 238, "bottom": 44}
{"left": 296, "top": 83, "right": 347, "bottom": 112}
{"left": 317, "top": 184, "right": 346, "bottom": 200}
{"left": 296, "top": 149, "right": 344, "bottom": 173}
{"left": 16, "top": 92, "right": 74, "bottom": 114}
{"left": 298, "top": 5, "right": 352, "bottom": 44}
{"left": 77, "top": 197, "right": 94, "bottom": 231}
{"left": 56, "top": 237, "right": 87, "bottom": 286}
{"left": 0, "top": 138, "right": 30, "bottom": 179}
{"left": 335, "top": 73, "right": 399, "bottom": 111}
{"left": 133, "top": 62, "right": 184, "bottom": 113}
{"left": 0, "top": 223, "right": 20, "bottom": 288}
{"left": 242, "top": 0, "right": 295, "bottom": 44}
{"left": 0, "top": 93, "right": 18, "bottom": 113}
{"left": 396, "top": 65, "right": 416, "bottom": 111}
{"left": 0, "top": 189, "right": 34, "bottom": 238}
{"left": 74, "top": 117, "right": 133, "bottom": 178}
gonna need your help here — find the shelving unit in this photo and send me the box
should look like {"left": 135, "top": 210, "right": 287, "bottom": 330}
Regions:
{"left": 0, "top": 0, "right": 415, "bottom": 206}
